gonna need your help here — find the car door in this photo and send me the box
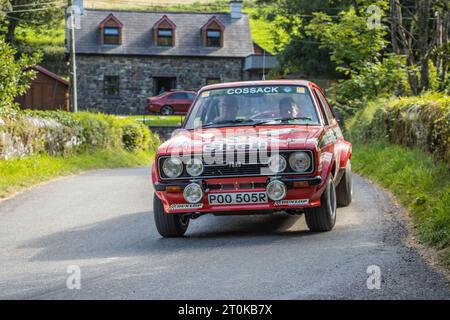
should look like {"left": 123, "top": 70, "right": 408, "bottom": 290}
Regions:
{"left": 167, "top": 92, "right": 188, "bottom": 113}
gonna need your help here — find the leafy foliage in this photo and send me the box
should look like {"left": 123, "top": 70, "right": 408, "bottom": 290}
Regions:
{"left": 1, "top": 0, "right": 65, "bottom": 44}
{"left": 0, "top": 39, "right": 41, "bottom": 117}
{"left": 346, "top": 93, "right": 450, "bottom": 165}
{"left": 0, "top": 111, "right": 161, "bottom": 160}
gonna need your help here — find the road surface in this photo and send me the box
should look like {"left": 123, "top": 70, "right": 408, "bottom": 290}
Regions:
{"left": 0, "top": 168, "right": 448, "bottom": 299}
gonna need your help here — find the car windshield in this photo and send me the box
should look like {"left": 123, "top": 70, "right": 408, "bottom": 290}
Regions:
{"left": 183, "top": 85, "right": 320, "bottom": 129}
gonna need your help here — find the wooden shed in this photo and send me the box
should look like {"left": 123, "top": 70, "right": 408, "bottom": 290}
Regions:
{"left": 16, "top": 66, "right": 69, "bottom": 111}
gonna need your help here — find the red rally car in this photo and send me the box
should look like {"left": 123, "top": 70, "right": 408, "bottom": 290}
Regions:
{"left": 151, "top": 80, "right": 352, "bottom": 237}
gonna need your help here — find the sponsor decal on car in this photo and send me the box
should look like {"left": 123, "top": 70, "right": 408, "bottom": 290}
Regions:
{"left": 200, "top": 86, "right": 308, "bottom": 98}
{"left": 169, "top": 203, "right": 203, "bottom": 210}
{"left": 274, "top": 199, "right": 309, "bottom": 206}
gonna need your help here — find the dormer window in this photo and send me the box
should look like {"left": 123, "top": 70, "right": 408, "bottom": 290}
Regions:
{"left": 104, "top": 27, "right": 120, "bottom": 45}
{"left": 157, "top": 29, "right": 173, "bottom": 46}
{"left": 201, "top": 16, "right": 225, "bottom": 48}
{"left": 153, "top": 15, "right": 176, "bottom": 47}
{"left": 99, "top": 14, "right": 123, "bottom": 45}
{"left": 206, "top": 30, "right": 221, "bottom": 47}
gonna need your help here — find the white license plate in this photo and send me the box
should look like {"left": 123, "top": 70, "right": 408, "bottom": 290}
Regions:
{"left": 208, "top": 192, "right": 268, "bottom": 205}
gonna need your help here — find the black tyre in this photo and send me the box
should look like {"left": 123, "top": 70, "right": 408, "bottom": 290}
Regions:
{"left": 305, "top": 178, "right": 337, "bottom": 232}
{"left": 336, "top": 160, "right": 352, "bottom": 207}
{"left": 153, "top": 195, "right": 189, "bottom": 237}
{"left": 160, "top": 105, "right": 174, "bottom": 115}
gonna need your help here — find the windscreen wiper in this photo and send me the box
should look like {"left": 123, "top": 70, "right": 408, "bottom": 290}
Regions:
{"left": 256, "top": 116, "right": 313, "bottom": 125}
{"left": 201, "top": 119, "right": 260, "bottom": 128}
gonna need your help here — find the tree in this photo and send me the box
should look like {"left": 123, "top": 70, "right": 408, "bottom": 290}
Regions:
{"left": 0, "top": 39, "right": 41, "bottom": 116}
{"left": 389, "top": 0, "right": 450, "bottom": 94}
{"left": 305, "top": 4, "right": 408, "bottom": 113}
{"left": 262, "top": 0, "right": 350, "bottom": 78}
{"left": 1, "top": 0, "right": 65, "bottom": 45}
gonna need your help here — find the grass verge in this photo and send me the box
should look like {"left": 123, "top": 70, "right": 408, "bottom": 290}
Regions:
{"left": 352, "top": 139, "right": 450, "bottom": 267}
{"left": 0, "top": 149, "right": 154, "bottom": 200}
{"left": 126, "top": 115, "right": 184, "bottom": 127}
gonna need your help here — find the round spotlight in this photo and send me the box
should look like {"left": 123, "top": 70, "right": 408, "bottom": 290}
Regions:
{"left": 266, "top": 180, "right": 287, "bottom": 201}
{"left": 162, "top": 157, "right": 183, "bottom": 178}
{"left": 186, "top": 158, "right": 204, "bottom": 177}
{"left": 183, "top": 183, "right": 204, "bottom": 204}
{"left": 268, "top": 154, "right": 287, "bottom": 173}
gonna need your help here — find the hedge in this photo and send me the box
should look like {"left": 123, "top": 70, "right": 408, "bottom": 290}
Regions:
{"left": 347, "top": 93, "right": 450, "bottom": 166}
{"left": 0, "top": 110, "right": 161, "bottom": 160}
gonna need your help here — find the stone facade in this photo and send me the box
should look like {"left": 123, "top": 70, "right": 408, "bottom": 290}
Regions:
{"left": 76, "top": 55, "right": 244, "bottom": 115}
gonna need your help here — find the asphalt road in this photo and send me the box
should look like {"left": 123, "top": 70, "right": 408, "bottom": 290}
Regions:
{"left": 0, "top": 167, "right": 448, "bottom": 299}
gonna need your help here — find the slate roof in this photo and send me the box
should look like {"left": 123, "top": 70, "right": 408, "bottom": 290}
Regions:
{"left": 74, "top": 9, "right": 255, "bottom": 58}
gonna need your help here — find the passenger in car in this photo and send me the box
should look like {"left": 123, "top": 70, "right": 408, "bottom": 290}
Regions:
{"left": 279, "top": 97, "right": 300, "bottom": 118}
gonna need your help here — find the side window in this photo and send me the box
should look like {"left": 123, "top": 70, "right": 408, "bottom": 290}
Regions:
{"left": 313, "top": 89, "right": 328, "bottom": 125}
{"left": 170, "top": 93, "right": 187, "bottom": 100}
{"left": 187, "top": 93, "right": 196, "bottom": 100}
{"left": 316, "top": 90, "right": 336, "bottom": 125}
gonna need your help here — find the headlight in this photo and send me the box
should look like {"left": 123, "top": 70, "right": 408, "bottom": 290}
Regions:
{"left": 268, "top": 154, "right": 287, "bottom": 173}
{"left": 186, "top": 158, "right": 204, "bottom": 177}
{"left": 289, "top": 151, "right": 311, "bottom": 172}
{"left": 183, "top": 183, "right": 204, "bottom": 204}
{"left": 162, "top": 157, "right": 183, "bottom": 178}
{"left": 266, "top": 180, "right": 287, "bottom": 201}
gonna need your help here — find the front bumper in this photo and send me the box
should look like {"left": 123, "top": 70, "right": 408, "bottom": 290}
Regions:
{"left": 154, "top": 175, "right": 324, "bottom": 214}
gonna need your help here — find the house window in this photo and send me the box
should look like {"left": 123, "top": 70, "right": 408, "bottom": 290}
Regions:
{"left": 157, "top": 28, "right": 173, "bottom": 46}
{"left": 104, "top": 76, "right": 120, "bottom": 96}
{"left": 153, "top": 15, "right": 176, "bottom": 47}
{"left": 103, "top": 27, "right": 120, "bottom": 45}
{"left": 206, "top": 30, "right": 221, "bottom": 47}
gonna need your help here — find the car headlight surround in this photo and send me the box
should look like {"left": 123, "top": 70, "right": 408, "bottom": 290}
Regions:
{"left": 266, "top": 180, "right": 287, "bottom": 201}
{"left": 289, "top": 151, "right": 311, "bottom": 173}
{"left": 186, "top": 158, "right": 204, "bottom": 177}
{"left": 268, "top": 154, "right": 287, "bottom": 173}
{"left": 183, "top": 183, "right": 204, "bottom": 204}
{"left": 162, "top": 157, "right": 183, "bottom": 178}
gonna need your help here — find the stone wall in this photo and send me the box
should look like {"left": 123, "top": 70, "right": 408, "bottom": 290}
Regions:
{"left": 76, "top": 55, "right": 244, "bottom": 115}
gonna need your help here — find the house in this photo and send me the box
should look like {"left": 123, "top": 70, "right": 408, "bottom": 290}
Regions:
{"left": 69, "top": 0, "right": 277, "bottom": 115}
{"left": 16, "top": 66, "right": 69, "bottom": 111}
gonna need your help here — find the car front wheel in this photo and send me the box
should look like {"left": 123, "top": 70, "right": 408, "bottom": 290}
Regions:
{"left": 305, "top": 178, "right": 337, "bottom": 232}
{"left": 153, "top": 195, "right": 189, "bottom": 237}
{"left": 336, "top": 160, "right": 352, "bottom": 207}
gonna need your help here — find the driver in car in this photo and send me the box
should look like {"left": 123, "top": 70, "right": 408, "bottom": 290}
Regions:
{"left": 214, "top": 96, "right": 239, "bottom": 123}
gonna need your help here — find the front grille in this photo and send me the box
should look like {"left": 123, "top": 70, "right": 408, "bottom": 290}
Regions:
{"left": 203, "top": 164, "right": 266, "bottom": 177}
{"left": 158, "top": 150, "right": 314, "bottom": 180}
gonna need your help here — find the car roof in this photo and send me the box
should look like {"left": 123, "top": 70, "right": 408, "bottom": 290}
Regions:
{"left": 200, "top": 80, "right": 314, "bottom": 92}
{"left": 166, "top": 90, "right": 196, "bottom": 93}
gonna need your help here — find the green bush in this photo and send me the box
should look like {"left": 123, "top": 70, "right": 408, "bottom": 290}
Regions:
{"left": 122, "top": 123, "right": 146, "bottom": 152}
{"left": 0, "top": 110, "right": 160, "bottom": 160}
{"left": 347, "top": 93, "right": 450, "bottom": 166}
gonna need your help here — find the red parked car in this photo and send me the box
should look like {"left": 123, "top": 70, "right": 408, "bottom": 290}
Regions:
{"left": 146, "top": 90, "right": 196, "bottom": 115}
{"left": 151, "top": 80, "right": 352, "bottom": 237}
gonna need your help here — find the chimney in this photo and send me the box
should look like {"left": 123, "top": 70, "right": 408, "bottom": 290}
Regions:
{"left": 230, "top": 0, "right": 243, "bottom": 19}
{"left": 74, "top": 0, "right": 84, "bottom": 15}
